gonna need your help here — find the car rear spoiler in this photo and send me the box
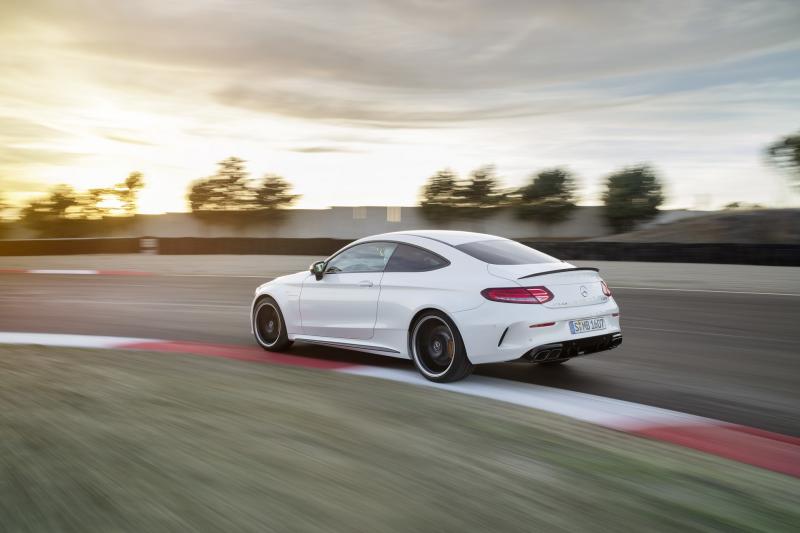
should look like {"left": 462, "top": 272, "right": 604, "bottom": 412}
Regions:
{"left": 518, "top": 267, "right": 599, "bottom": 280}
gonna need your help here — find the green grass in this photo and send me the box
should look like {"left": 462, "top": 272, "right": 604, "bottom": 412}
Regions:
{"left": 1, "top": 345, "right": 798, "bottom": 532}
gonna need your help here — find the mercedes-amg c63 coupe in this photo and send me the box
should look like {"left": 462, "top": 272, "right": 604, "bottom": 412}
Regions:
{"left": 251, "top": 230, "right": 622, "bottom": 382}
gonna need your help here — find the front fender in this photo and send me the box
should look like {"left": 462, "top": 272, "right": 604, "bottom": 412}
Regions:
{"left": 251, "top": 272, "right": 307, "bottom": 336}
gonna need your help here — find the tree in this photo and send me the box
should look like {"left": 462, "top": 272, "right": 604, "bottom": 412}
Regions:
{"left": 188, "top": 158, "right": 301, "bottom": 226}
{"left": 454, "top": 165, "right": 505, "bottom": 218}
{"left": 116, "top": 171, "right": 145, "bottom": 215}
{"left": 601, "top": 165, "right": 664, "bottom": 233}
{"left": 189, "top": 157, "right": 255, "bottom": 212}
{"left": 50, "top": 184, "right": 81, "bottom": 217}
{"left": 20, "top": 184, "right": 81, "bottom": 234}
{"left": 420, "top": 169, "right": 459, "bottom": 223}
{"left": 80, "top": 187, "right": 112, "bottom": 219}
{"left": 766, "top": 130, "right": 800, "bottom": 190}
{"left": 253, "top": 174, "right": 300, "bottom": 210}
{"left": 515, "top": 168, "right": 577, "bottom": 225}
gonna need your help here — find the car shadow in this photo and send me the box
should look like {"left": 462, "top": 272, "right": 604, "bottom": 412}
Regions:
{"left": 288, "top": 342, "right": 410, "bottom": 369}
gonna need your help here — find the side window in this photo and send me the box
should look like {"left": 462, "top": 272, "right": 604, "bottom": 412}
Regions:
{"left": 385, "top": 244, "right": 449, "bottom": 272}
{"left": 326, "top": 242, "right": 397, "bottom": 273}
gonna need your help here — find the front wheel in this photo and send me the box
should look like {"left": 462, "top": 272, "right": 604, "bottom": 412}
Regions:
{"left": 410, "top": 311, "right": 473, "bottom": 383}
{"left": 253, "top": 296, "right": 292, "bottom": 351}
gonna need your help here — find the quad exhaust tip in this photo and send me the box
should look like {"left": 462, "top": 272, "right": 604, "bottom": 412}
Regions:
{"left": 531, "top": 344, "right": 564, "bottom": 362}
{"left": 525, "top": 333, "right": 622, "bottom": 363}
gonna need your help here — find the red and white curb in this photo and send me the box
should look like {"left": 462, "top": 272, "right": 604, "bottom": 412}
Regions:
{"left": 1, "top": 332, "right": 798, "bottom": 478}
{"left": 0, "top": 269, "right": 153, "bottom": 276}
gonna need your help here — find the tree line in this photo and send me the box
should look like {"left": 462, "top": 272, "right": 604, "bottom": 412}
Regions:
{"left": 7, "top": 173, "right": 144, "bottom": 237}
{"left": 2, "top": 158, "right": 302, "bottom": 237}
{"left": 2, "top": 128, "right": 798, "bottom": 238}
{"left": 186, "top": 158, "right": 664, "bottom": 233}
{"left": 187, "top": 158, "right": 665, "bottom": 233}
{"left": 183, "top": 126, "right": 798, "bottom": 234}
{"left": 187, "top": 157, "right": 299, "bottom": 222}
{"left": 418, "top": 127, "right": 800, "bottom": 232}
{"left": 420, "top": 164, "right": 664, "bottom": 233}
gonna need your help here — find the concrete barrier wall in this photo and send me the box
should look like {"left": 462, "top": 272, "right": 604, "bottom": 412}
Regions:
{"left": 0, "top": 238, "right": 141, "bottom": 256}
{"left": 4, "top": 206, "right": 706, "bottom": 241}
{"left": 1, "top": 237, "right": 797, "bottom": 266}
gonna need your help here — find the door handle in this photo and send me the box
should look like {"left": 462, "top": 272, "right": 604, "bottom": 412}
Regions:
{"left": 359, "top": 280, "right": 374, "bottom": 287}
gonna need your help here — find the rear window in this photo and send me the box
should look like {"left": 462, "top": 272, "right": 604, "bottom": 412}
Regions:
{"left": 455, "top": 240, "right": 560, "bottom": 265}
{"left": 385, "top": 244, "right": 449, "bottom": 272}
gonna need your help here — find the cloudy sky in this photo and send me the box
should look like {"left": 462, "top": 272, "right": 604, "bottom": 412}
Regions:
{"left": 1, "top": 0, "right": 799, "bottom": 213}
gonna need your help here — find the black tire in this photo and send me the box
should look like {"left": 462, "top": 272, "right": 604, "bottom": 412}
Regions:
{"left": 409, "top": 310, "right": 473, "bottom": 383}
{"left": 253, "top": 296, "right": 292, "bottom": 351}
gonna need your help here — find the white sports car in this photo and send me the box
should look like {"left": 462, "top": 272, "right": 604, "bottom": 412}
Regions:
{"left": 251, "top": 230, "right": 622, "bottom": 382}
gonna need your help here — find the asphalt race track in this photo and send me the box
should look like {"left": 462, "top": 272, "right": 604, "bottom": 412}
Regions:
{"left": 1, "top": 269, "right": 798, "bottom": 436}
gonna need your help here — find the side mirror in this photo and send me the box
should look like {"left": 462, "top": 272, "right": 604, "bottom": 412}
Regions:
{"left": 310, "top": 260, "right": 326, "bottom": 280}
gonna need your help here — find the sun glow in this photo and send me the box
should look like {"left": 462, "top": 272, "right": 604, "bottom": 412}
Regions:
{"left": 95, "top": 196, "right": 125, "bottom": 215}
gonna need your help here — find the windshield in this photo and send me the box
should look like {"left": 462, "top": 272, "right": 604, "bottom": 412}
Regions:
{"left": 455, "top": 239, "right": 560, "bottom": 265}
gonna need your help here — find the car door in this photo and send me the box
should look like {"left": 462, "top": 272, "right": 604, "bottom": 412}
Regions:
{"left": 376, "top": 243, "right": 454, "bottom": 331}
{"left": 300, "top": 242, "right": 397, "bottom": 340}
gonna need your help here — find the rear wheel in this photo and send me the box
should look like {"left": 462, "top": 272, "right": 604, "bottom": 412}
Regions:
{"left": 410, "top": 311, "right": 473, "bottom": 382}
{"left": 253, "top": 297, "right": 292, "bottom": 351}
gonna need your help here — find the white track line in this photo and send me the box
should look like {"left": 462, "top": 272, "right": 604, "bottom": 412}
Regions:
{"left": 0, "top": 269, "right": 152, "bottom": 276}
{"left": 339, "top": 366, "right": 709, "bottom": 431}
{"left": 0, "top": 332, "right": 151, "bottom": 348}
{"left": 28, "top": 269, "right": 100, "bottom": 275}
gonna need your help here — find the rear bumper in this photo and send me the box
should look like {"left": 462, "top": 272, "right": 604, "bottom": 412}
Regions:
{"left": 451, "top": 298, "right": 621, "bottom": 364}
{"left": 521, "top": 332, "right": 622, "bottom": 363}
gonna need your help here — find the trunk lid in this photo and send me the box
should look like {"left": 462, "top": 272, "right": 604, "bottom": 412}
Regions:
{"left": 487, "top": 264, "right": 609, "bottom": 309}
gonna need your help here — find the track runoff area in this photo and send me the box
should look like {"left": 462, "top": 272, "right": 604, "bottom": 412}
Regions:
{"left": 1, "top": 330, "right": 797, "bottom": 478}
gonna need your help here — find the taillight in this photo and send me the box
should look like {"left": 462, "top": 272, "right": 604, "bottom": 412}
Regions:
{"left": 601, "top": 280, "right": 612, "bottom": 297}
{"left": 481, "top": 286, "right": 554, "bottom": 304}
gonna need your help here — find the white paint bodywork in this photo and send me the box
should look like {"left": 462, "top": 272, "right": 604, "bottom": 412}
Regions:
{"left": 251, "top": 230, "right": 621, "bottom": 365}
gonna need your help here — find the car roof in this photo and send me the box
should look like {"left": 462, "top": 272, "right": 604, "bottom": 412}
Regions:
{"left": 372, "top": 230, "right": 505, "bottom": 246}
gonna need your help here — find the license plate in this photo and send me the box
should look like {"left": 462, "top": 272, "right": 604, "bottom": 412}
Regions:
{"left": 569, "top": 317, "right": 606, "bottom": 334}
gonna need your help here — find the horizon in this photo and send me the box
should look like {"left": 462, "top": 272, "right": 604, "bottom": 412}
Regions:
{"left": 1, "top": 0, "right": 799, "bottom": 213}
